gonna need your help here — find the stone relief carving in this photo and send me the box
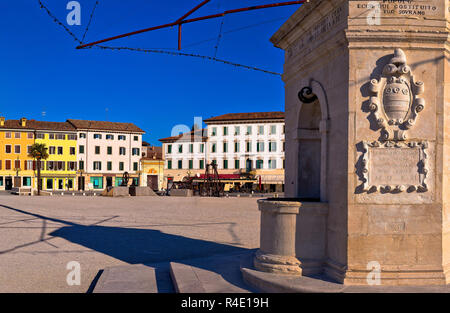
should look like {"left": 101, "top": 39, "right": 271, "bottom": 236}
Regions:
{"left": 368, "top": 48, "right": 425, "bottom": 141}
{"left": 358, "top": 141, "right": 429, "bottom": 194}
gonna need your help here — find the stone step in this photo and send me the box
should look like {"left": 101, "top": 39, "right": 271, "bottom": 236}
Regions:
{"left": 93, "top": 264, "right": 158, "bottom": 293}
{"left": 241, "top": 266, "right": 450, "bottom": 293}
{"left": 91, "top": 251, "right": 257, "bottom": 293}
{"left": 170, "top": 263, "right": 206, "bottom": 293}
{"left": 169, "top": 251, "right": 257, "bottom": 293}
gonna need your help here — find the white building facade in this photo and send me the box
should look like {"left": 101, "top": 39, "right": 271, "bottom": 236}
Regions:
{"left": 159, "top": 129, "right": 207, "bottom": 185}
{"left": 205, "top": 113, "right": 285, "bottom": 173}
{"left": 67, "top": 120, "right": 144, "bottom": 190}
{"left": 159, "top": 112, "right": 285, "bottom": 191}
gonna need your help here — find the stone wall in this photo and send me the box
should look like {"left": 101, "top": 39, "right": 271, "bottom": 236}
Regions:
{"left": 268, "top": 0, "right": 450, "bottom": 285}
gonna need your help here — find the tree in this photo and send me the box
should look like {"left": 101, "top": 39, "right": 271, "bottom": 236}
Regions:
{"left": 28, "top": 143, "right": 49, "bottom": 196}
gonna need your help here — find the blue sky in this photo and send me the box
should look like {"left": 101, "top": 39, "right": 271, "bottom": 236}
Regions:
{"left": 0, "top": 0, "right": 301, "bottom": 145}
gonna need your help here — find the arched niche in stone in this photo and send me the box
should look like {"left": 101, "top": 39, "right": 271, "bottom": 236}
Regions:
{"left": 296, "top": 84, "right": 329, "bottom": 201}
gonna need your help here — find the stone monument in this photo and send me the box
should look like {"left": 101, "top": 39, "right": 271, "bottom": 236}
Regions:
{"left": 250, "top": 0, "right": 450, "bottom": 286}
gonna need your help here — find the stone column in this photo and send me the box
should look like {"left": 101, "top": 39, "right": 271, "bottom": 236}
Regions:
{"left": 254, "top": 199, "right": 302, "bottom": 274}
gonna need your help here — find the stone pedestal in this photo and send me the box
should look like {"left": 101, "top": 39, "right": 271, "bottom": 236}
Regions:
{"left": 255, "top": 199, "right": 329, "bottom": 276}
{"left": 255, "top": 199, "right": 302, "bottom": 274}
{"left": 253, "top": 0, "right": 450, "bottom": 286}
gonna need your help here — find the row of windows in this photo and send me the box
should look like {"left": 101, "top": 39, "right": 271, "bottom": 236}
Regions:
{"left": 0, "top": 160, "right": 34, "bottom": 170}
{"left": 48, "top": 146, "right": 76, "bottom": 155}
{"left": 36, "top": 133, "right": 77, "bottom": 140}
{"left": 4, "top": 145, "right": 32, "bottom": 154}
{"left": 83, "top": 146, "right": 140, "bottom": 156}
{"left": 88, "top": 133, "right": 140, "bottom": 141}
{"left": 0, "top": 160, "right": 139, "bottom": 172}
{"left": 4, "top": 145, "right": 77, "bottom": 156}
{"left": 167, "top": 143, "right": 204, "bottom": 154}
{"left": 167, "top": 141, "right": 284, "bottom": 154}
{"left": 3, "top": 145, "right": 140, "bottom": 156}
{"left": 2, "top": 132, "right": 141, "bottom": 141}
{"left": 3, "top": 132, "right": 34, "bottom": 139}
{"left": 167, "top": 159, "right": 284, "bottom": 170}
{"left": 91, "top": 161, "right": 139, "bottom": 171}
{"left": 210, "top": 125, "right": 284, "bottom": 136}
{"left": 210, "top": 141, "right": 281, "bottom": 153}
{"left": 35, "top": 133, "right": 77, "bottom": 140}
{"left": 0, "top": 176, "right": 32, "bottom": 187}
{"left": 0, "top": 160, "right": 76, "bottom": 171}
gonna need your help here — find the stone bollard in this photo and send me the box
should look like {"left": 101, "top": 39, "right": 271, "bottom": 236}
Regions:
{"left": 254, "top": 199, "right": 302, "bottom": 275}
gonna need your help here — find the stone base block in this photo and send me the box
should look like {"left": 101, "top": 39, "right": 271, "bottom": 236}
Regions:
{"left": 129, "top": 186, "right": 157, "bottom": 196}
{"left": 169, "top": 189, "right": 193, "bottom": 197}
{"left": 253, "top": 250, "right": 302, "bottom": 275}
{"left": 11, "top": 187, "right": 32, "bottom": 196}
{"left": 343, "top": 267, "right": 448, "bottom": 286}
{"left": 324, "top": 259, "right": 449, "bottom": 286}
{"left": 102, "top": 186, "right": 130, "bottom": 197}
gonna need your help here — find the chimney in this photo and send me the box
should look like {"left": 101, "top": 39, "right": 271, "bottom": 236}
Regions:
{"left": 0, "top": 117, "right": 4, "bottom": 126}
{"left": 20, "top": 117, "right": 27, "bottom": 127}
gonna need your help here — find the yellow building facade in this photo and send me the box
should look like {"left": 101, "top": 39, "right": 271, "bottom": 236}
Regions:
{"left": 0, "top": 118, "right": 35, "bottom": 190}
{"left": 0, "top": 118, "right": 79, "bottom": 192}
{"left": 0, "top": 117, "right": 146, "bottom": 193}
{"left": 140, "top": 158, "right": 164, "bottom": 190}
{"left": 35, "top": 127, "right": 78, "bottom": 191}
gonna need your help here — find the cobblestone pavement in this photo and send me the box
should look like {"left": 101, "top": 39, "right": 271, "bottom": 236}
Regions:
{"left": 0, "top": 196, "right": 260, "bottom": 293}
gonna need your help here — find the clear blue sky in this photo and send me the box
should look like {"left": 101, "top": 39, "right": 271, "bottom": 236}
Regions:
{"left": 0, "top": 0, "right": 301, "bottom": 145}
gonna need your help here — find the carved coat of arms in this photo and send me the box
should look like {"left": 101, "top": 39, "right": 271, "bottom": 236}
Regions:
{"left": 368, "top": 48, "right": 425, "bottom": 141}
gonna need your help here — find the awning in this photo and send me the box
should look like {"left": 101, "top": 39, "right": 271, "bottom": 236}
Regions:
{"left": 260, "top": 175, "right": 284, "bottom": 184}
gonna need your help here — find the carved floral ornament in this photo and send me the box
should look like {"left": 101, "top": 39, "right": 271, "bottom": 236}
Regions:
{"left": 369, "top": 48, "right": 425, "bottom": 141}
{"left": 360, "top": 141, "right": 429, "bottom": 194}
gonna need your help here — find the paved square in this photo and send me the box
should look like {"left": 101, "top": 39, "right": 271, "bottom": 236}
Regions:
{"left": 0, "top": 196, "right": 259, "bottom": 293}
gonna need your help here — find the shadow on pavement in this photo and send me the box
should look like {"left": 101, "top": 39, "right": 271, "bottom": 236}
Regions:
{"left": 49, "top": 225, "right": 248, "bottom": 264}
{"left": 0, "top": 204, "right": 253, "bottom": 292}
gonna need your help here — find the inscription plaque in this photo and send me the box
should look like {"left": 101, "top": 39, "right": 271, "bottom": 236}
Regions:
{"left": 358, "top": 141, "right": 429, "bottom": 193}
{"left": 369, "top": 147, "right": 420, "bottom": 186}
{"left": 352, "top": 0, "right": 441, "bottom": 18}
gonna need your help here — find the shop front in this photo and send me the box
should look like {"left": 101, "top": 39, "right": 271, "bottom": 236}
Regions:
{"left": 42, "top": 176, "right": 76, "bottom": 191}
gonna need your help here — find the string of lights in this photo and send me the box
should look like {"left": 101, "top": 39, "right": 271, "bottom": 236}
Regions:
{"left": 213, "top": 16, "right": 225, "bottom": 58}
{"left": 38, "top": 0, "right": 82, "bottom": 44}
{"left": 90, "top": 45, "right": 282, "bottom": 76}
{"left": 37, "top": 0, "right": 282, "bottom": 76}
{"left": 213, "top": 0, "right": 225, "bottom": 58}
{"left": 81, "top": 0, "right": 100, "bottom": 44}
{"left": 183, "top": 15, "right": 289, "bottom": 49}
